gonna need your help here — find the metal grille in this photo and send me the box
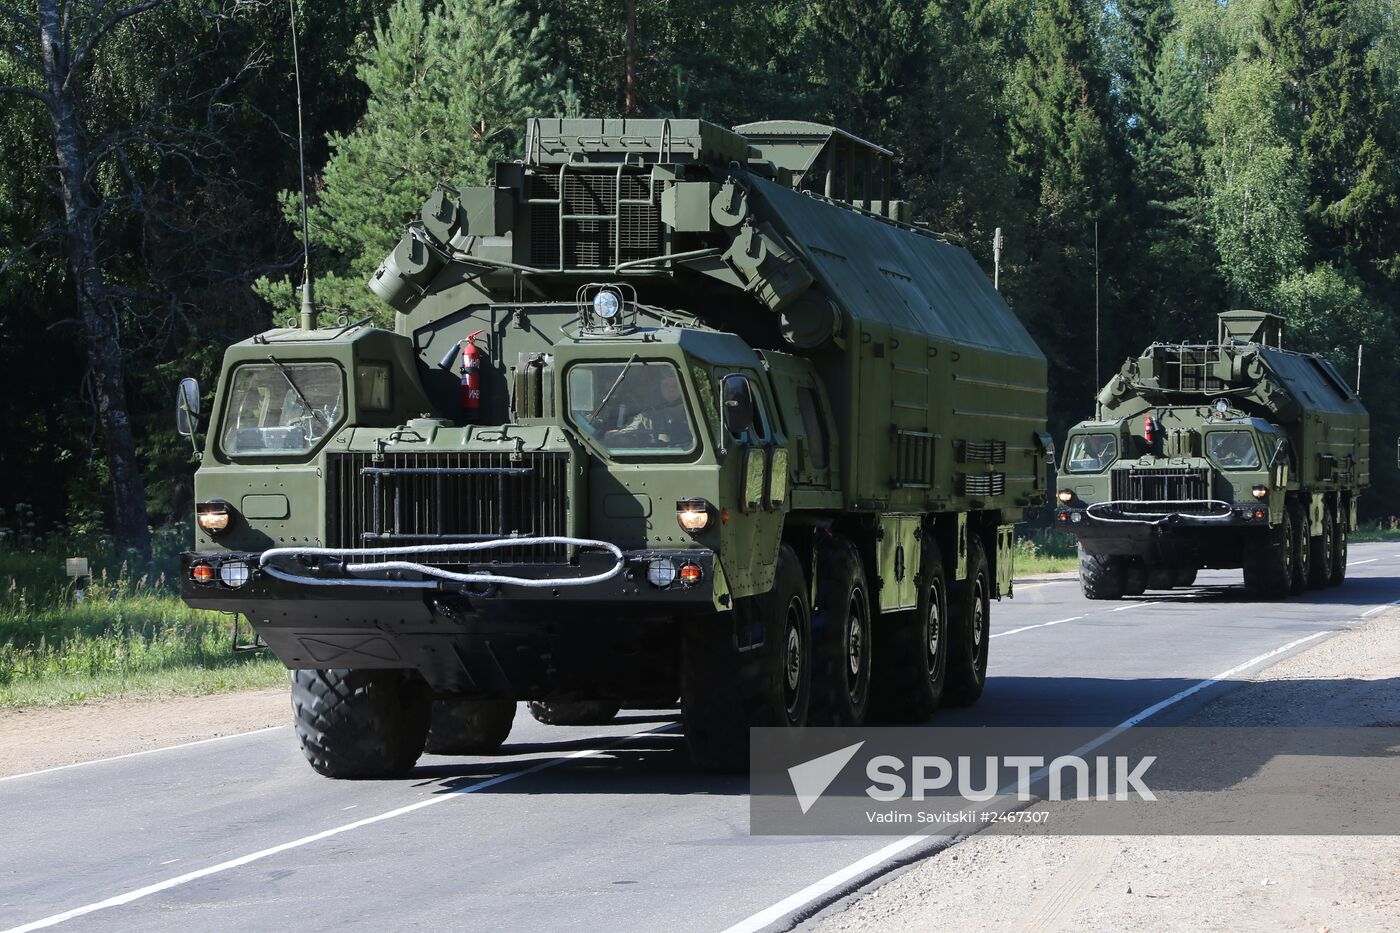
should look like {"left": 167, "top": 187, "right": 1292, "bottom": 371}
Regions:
{"left": 1111, "top": 467, "right": 1215, "bottom": 513}
{"left": 958, "top": 440, "right": 1007, "bottom": 464}
{"left": 1163, "top": 347, "right": 1226, "bottom": 392}
{"left": 892, "top": 429, "right": 934, "bottom": 489}
{"left": 958, "top": 472, "right": 1006, "bottom": 497}
{"left": 327, "top": 451, "right": 570, "bottom": 565}
{"left": 528, "top": 172, "right": 660, "bottom": 268}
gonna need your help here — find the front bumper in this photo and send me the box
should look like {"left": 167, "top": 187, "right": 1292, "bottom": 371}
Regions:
{"left": 1053, "top": 502, "right": 1270, "bottom": 562}
{"left": 181, "top": 547, "right": 716, "bottom": 694}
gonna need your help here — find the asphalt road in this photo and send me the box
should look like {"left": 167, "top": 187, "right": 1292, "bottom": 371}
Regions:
{"left": 4, "top": 541, "right": 1400, "bottom": 933}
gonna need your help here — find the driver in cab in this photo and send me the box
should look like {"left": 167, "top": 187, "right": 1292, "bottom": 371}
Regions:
{"left": 604, "top": 369, "right": 692, "bottom": 450}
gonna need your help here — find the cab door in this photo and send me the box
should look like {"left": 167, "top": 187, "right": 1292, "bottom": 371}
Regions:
{"left": 716, "top": 369, "right": 785, "bottom": 599}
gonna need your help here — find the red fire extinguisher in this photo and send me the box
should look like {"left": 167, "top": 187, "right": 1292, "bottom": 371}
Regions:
{"left": 460, "top": 329, "right": 485, "bottom": 419}
{"left": 1143, "top": 413, "right": 1155, "bottom": 445}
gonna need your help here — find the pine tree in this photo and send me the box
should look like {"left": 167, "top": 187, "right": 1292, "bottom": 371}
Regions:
{"left": 257, "top": 0, "right": 566, "bottom": 319}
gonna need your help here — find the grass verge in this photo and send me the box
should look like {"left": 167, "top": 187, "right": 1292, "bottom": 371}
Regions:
{"left": 1, "top": 547, "right": 285, "bottom": 710}
{"left": 1014, "top": 529, "right": 1078, "bottom": 576}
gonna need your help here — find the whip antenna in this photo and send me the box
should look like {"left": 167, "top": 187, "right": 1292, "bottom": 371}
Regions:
{"left": 290, "top": 0, "right": 316, "bottom": 330}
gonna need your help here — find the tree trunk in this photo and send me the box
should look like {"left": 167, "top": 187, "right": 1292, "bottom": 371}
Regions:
{"left": 624, "top": 0, "right": 637, "bottom": 116}
{"left": 38, "top": 0, "right": 151, "bottom": 557}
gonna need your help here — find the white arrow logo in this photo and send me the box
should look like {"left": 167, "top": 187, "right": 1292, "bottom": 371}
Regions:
{"left": 788, "top": 741, "right": 865, "bottom": 814}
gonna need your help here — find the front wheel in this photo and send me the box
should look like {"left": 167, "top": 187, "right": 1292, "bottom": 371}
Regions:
{"left": 1290, "top": 502, "right": 1311, "bottom": 595}
{"left": 291, "top": 669, "right": 431, "bottom": 779}
{"left": 809, "top": 537, "right": 873, "bottom": 727}
{"left": 1243, "top": 509, "right": 1293, "bottom": 600}
{"left": 1079, "top": 548, "right": 1124, "bottom": 600}
{"left": 681, "top": 543, "right": 810, "bottom": 771}
{"left": 944, "top": 534, "right": 990, "bottom": 707}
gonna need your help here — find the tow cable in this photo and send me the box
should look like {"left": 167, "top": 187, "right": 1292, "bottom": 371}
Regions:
{"left": 1084, "top": 499, "right": 1236, "bottom": 526}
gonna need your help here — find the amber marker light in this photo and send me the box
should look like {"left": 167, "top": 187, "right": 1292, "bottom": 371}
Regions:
{"left": 679, "top": 562, "right": 703, "bottom": 586}
{"left": 191, "top": 562, "right": 216, "bottom": 585}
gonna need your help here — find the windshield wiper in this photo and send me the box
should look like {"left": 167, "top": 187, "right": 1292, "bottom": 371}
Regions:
{"left": 267, "top": 355, "right": 325, "bottom": 424}
{"left": 590, "top": 354, "right": 640, "bottom": 420}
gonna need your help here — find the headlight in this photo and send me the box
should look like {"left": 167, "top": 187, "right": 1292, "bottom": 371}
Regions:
{"left": 647, "top": 558, "right": 677, "bottom": 588}
{"left": 219, "top": 560, "right": 250, "bottom": 588}
{"left": 676, "top": 498, "right": 712, "bottom": 532}
{"left": 1057, "top": 489, "right": 1074, "bottom": 503}
{"left": 196, "top": 501, "right": 232, "bottom": 534}
{"left": 593, "top": 289, "right": 620, "bottom": 320}
{"left": 1251, "top": 485, "right": 1268, "bottom": 500}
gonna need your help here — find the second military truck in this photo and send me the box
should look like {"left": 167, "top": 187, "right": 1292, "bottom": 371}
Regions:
{"left": 1057, "top": 310, "right": 1368, "bottom": 600}
{"left": 179, "top": 118, "right": 1050, "bottom": 777}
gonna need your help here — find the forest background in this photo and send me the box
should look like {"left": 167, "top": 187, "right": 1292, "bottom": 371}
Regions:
{"left": 2, "top": 0, "right": 1397, "bottom": 560}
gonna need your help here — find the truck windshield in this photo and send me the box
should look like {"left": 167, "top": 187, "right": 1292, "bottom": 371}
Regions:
{"left": 1206, "top": 430, "right": 1260, "bottom": 469}
{"left": 1065, "top": 434, "right": 1118, "bottom": 473}
{"left": 220, "top": 362, "right": 343, "bottom": 455}
{"left": 566, "top": 360, "right": 696, "bottom": 455}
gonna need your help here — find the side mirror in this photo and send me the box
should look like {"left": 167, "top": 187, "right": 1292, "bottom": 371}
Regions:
{"left": 1269, "top": 437, "right": 1290, "bottom": 469}
{"left": 176, "top": 377, "right": 201, "bottom": 437}
{"left": 721, "top": 373, "right": 755, "bottom": 438}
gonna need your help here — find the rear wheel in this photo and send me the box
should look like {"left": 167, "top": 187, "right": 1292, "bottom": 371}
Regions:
{"left": 681, "top": 543, "right": 810, "bottom": 770}
{"left": 1243, "top": 509, "right": 1293, "bottom": 599}
{"left": 809, "top": 537, "right": 873, "bottom": 726}
{"left": 527, "top": 700, "right": 621, "bottom": 726}
{"left": 944, "top": 534, "right": 990, "bottom": 707}
{"left": 871, "top": 538, "right": 949, "bottom": 724}
{"left": 1290, "top": 502, "right": 1311, "bottom": 595}
{"left": 1173, "top": 565, "right": 1198, "bottom": 588}
{"left": 1079, "top": 548, "right": 1124, "bottom": 600}
{"left": 1330, "top": 514, "right": 1348, "bottom": 586}
{"left": 426, "top": 698, "right": 515, "bottom": 755}
{"left": 1309, "top": 505, "right": 1334, "bottom": 589}
{"left": 291, "top": 669, "right": 431, "bottom": 779}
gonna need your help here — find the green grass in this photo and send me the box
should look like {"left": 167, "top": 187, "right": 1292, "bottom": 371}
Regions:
{"left": 1349, "top": 520, "right": 1400, "bottom": 543}
{"left": 1014, "top": 529, "right": 1078, "bottom": 576}
{"left": 0, "top": 542, "right": 284, "bottom": 710}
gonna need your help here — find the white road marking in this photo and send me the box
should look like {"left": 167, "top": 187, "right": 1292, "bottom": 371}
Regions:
{"left": 720, "top": 629, "right": 1336, "bottom": 933}
{"left": 0, "top": 727, "right": 287, "bottom": 784}
{"left": 990, "top": 616, "right": 1082, "bottom": 639}
{"left": 1, "top": 724, "right": 676, "bottom": 933}
{"left": 1109, "top": 600, "right": 1161, "bottom": 612}
{"left": 1361, "top": 598, "right": 1400, "bottom": 618}
{"left": 1348, "top": 558, "right": 1379, "bottom": 567}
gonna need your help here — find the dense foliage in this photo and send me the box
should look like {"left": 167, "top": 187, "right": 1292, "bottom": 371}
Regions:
{"left": 2, "top": 0, "right": 1398, "bottom": 552}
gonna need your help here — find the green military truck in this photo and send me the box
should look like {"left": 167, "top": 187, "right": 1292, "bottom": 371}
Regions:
{"left": 1056, "top": 310, "right": 1368, "bottom": 600}
{"left": 177, "top": 118, "right": 1050, "bottom": 777}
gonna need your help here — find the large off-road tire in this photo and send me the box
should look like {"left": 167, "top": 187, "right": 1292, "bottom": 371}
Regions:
{"left": 291, "top": 669, "right": 431, "bottom": 779}
{"left": 1146, "top": 564, "right": 1176, "bottom": 591}
{"left": 1290, "top": 502, "right": 1311, "bottom": 595}
{"left": 681, "top": 543, "right": 810, "bottom": 771}
{"left": 944, "top": 534, "right": 991, "bottom": 707}
{"left": 1079, "top": 547, "right": 1124, "bottom": 600}
{"left": 426, "top": 698, "right": 515, "bottom": 755}
{"left": 1121, "top": 558, "right": 1148, "bottom": 597}
{"left": 1309, "top": 504, "right": 1335, "bottom": 589}
{"left": 1330, "top": 514, "right": 1348, "bottom": 586}
{"left": 1243, "top": 508, "right": 1293, "bottom": 599}
{"left": 871, "top": 537, "right": 949, "bottom": 724}
{"left": 526, "top": 700, "right": 621, "bottom": 726}
{"left": 809, "top": 536, "right": 874, "bottom": 726}
{"left": 1173, "top": 565, "right": 1198, "bottom": 588}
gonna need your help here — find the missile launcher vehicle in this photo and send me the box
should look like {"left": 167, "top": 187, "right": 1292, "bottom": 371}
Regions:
{"left": 1056, "top": 311, "right": 1368, "bottom": 600}
{"left": 177, "top": 118, "right": 1051, "bottom": 776}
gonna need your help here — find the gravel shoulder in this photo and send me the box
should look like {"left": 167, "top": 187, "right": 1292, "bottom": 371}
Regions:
{"left": 811, "top": 610, "right": 1400, "bottom": 933}
{"left": 0, "top": 685, "right": 290, "bottom": 777}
